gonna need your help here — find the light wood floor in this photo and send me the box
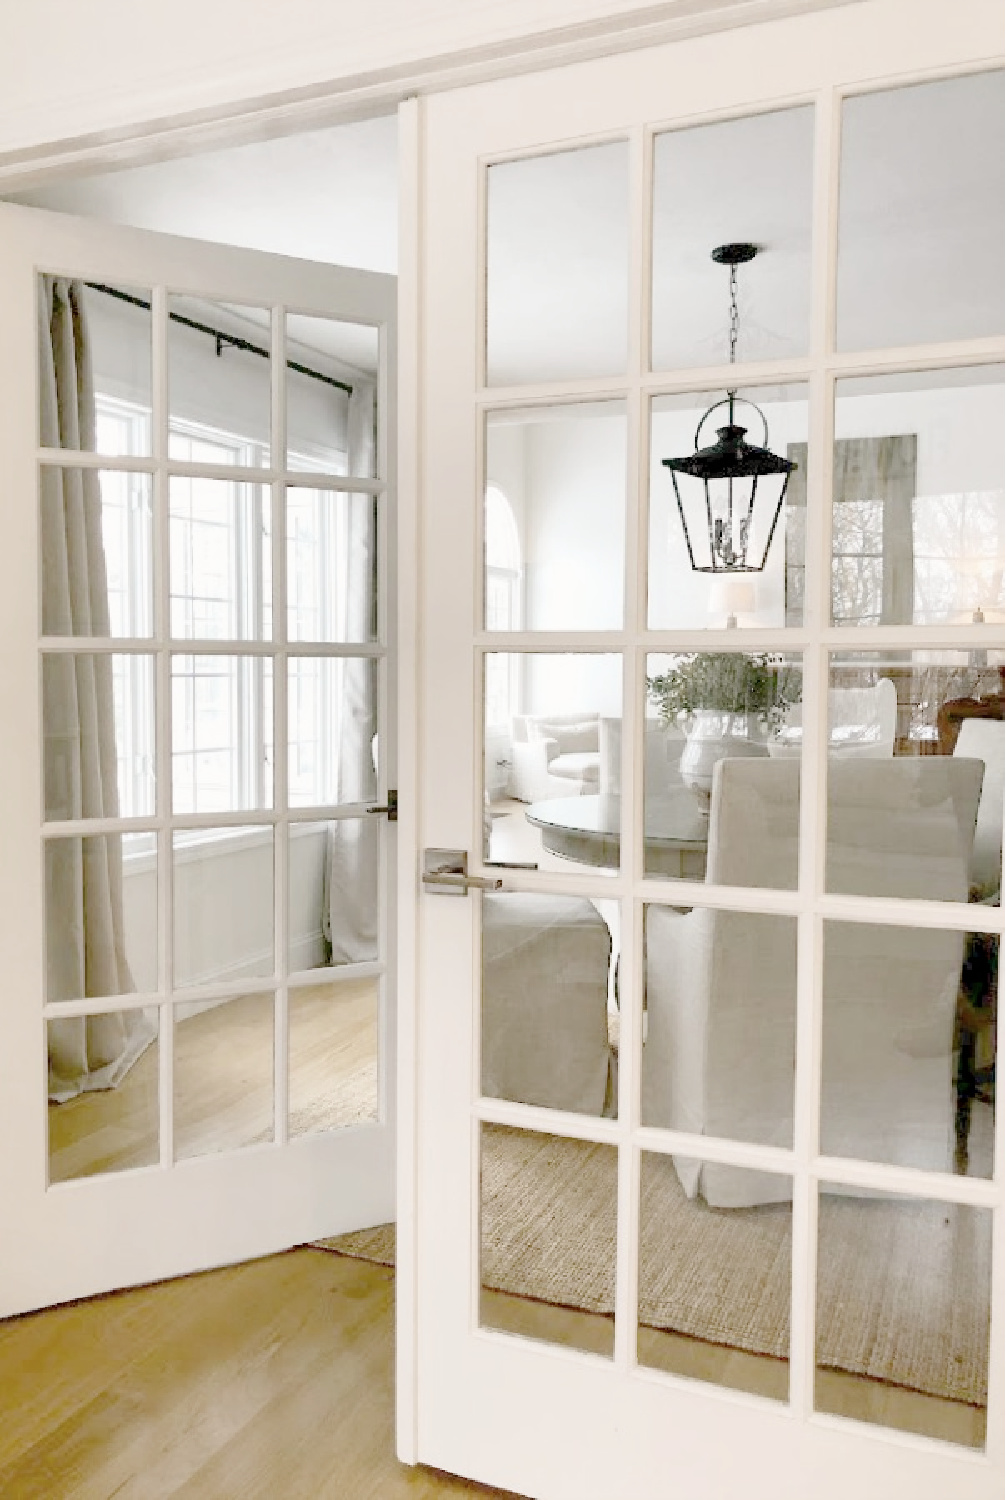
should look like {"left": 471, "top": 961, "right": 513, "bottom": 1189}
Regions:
{"left": 0, "top": 1250, "right": 518, "bottom": 1500}
{"left": 0, "top": 1246, "right": 983, "bottom": 1500}
{"left": 40, "top": 909, "right": 989, "bottom": 1462}
{"left": 49, "top": 979, "right": 378, "bottom": 1182}
{"left": 480, "top": 1288, "right": 985, "bottom": 1447}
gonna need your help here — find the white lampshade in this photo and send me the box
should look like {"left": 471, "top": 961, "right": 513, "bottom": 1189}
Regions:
{"left": 709, "top": 577, "right": 757, "bottom": 625}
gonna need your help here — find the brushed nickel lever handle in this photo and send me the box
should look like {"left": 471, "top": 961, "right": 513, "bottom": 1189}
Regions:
{"left": 422, "top": 870, "right": 503, "bottom": 893}
{"left": 422, "top": 849, "right": 503, "bottom": 896}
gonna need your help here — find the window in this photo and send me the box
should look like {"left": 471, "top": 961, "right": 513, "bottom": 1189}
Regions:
{"left": 98, "top": 394, "right": 348, "bottom": 826}
{"left": 913, "top": 489, "right": 1005, "bottom": 625}
{"left": 286, "top": 464, "right": 355, "bottom": 808}
{"left": 831, "top": 485, "right": 1006, "bottom": 628}
{"left": 831, "top": 497, "right": 885, "bottom": 624}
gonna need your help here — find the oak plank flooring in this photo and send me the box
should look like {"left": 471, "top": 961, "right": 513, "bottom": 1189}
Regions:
{"left": 48, "top": 979, "right": 378, "bottom": 1182}
{"left": 32, "top": 904, "right": 990, "bottom": 1475}
{"left": 0, "top": 1251, "right": 518, "bottom": 1500}
{"left": 0, "top": 1246, "right": 983, "bottom": 1500}
{"left": 481, "top": 1289, "right": 983, "bottom": 1449}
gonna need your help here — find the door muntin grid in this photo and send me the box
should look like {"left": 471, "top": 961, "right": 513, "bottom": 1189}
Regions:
{"left": 39, "top": 275, "right": 388, "bottom": 1179}
{"left": 472, "top": 71, "right": 1002, "bottom": 1443}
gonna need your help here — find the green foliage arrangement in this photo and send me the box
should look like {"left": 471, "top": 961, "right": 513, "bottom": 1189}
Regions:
{"left": 646, "top": 652, "right": 803, "bottom": 732}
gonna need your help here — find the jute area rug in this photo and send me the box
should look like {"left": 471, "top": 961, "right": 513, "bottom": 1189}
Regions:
{"left": 314, "top": 1122, "right": 990, "bottom": 1407}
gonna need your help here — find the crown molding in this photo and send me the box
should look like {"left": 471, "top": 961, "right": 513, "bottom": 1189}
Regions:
{"left": 0, "top": 0, "right": 865, "bottom": 189}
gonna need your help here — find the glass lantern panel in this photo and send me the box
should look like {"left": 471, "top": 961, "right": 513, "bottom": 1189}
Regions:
{"left": 649, "top": 384, "right": 809, "bottom": 629}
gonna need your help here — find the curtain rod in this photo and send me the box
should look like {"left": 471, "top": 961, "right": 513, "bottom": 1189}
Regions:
{"left": 84, "top": 282, "right": 353, "bottom": 397}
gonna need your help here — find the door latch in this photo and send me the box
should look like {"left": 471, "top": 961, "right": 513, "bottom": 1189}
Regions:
{"left": 422, "top": 849, "right": 503, "bottom": 896}
{"left": 367, "top": 789, "right": 398, "bottom": 821}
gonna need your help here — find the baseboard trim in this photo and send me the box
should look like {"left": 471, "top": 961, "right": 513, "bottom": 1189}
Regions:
{"left": 174, "top": 932, "right": 328, "bottom": 1017}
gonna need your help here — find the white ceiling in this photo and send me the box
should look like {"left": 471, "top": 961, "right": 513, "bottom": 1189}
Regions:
{"left": 9, "top": 113, "right": 400, "bottom": 272}
{"left": 8, "top": 68, "right": 1003, "bottom": 380}
{"left": 9, "top": 115, "right": 399, "bottom": 376}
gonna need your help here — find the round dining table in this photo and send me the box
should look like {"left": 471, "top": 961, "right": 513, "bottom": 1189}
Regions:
{"left": 525, "top": 790, "right": 708, "bottom": 879}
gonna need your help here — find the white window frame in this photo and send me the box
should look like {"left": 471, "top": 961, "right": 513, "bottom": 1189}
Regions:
{"left": 97, "top": 392, "right": 350, "bottom": 844}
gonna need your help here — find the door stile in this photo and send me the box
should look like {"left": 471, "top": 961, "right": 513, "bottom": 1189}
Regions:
{"left": 269, "top": 301, "right": 288, "bottom": 1149}
{"left": 991, "top": 1151, "right": 1006, "bottom": 1476}
{"left": 789, "top": 905, "right": 823, "bottom": 1419}
{"left": 809, "top": 85, "right": 842, "bottom": 371}
{"left": 786, "top": 72, "right": 841, "bottom": 1415}
{"left": 150, "top": 282, "right": 174, "bottom": 1172}
{"left": 611, "top": 121, "right": 648, "bottom": 1375}
{"left": 786, "top": 79, "right": 842, "bottom": 1417}
{"left": 615, "top": 895, "right": 646, "bottom": 1374}
{"left": 395, "top": 90, "right": 423, "bottom": 1466}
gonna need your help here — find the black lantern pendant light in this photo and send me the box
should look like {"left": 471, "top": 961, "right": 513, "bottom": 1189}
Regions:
{"left": 662, "top": 243, "right": 796, "bottom": 574}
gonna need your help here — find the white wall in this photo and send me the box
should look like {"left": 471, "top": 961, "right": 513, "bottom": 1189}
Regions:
{"left": 487, "top": 408, "right": 626, "bottom": 719}
{"left": 490, "top": 370, "right": 1003, "bottom": 723}
{"left": 835, "top": 376, "right": 1004, "bottom": 497}
{"left": 525, "top": 654, "right": 623, "bottom": 717}
{"left": 485, "top": 418, "right": 528, "bottom": 565}
{"left": 523, "top": 410, "right": 626, "bottom": 716}
{"left": 122, "top": 824, "right": 330, "bottom": 1004}
{"left": 525, "top": 410, "right": 625, "bottom": 631}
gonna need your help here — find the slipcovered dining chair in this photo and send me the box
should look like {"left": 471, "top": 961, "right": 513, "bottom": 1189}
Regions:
{"left": 482, "top": 892, "right": 615, "bottom": 1116}
{"left": 952, "top": 716, "right": 1004, "bottom": 895}
{"left": 643, "top": 755, "right": 983, "bottom": 1207}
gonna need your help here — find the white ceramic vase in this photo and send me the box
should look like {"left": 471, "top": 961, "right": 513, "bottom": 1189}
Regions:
{"left": 679, "top": 709, "right": 768, "bottom": 813}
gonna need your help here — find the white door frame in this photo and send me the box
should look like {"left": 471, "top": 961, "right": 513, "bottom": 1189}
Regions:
{"left": 400, "top": 0, "right": 1004, "bottom": 1493}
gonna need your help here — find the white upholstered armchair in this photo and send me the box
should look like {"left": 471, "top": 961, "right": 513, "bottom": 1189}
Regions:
{"left": 644, "top": 755, "right": 984, "bottom": 1207}
{"left": 769, "top": 677, "right": 897, "bottom": 759}
{"left": 509, "top": 713, "right": 602, "bottom": 802}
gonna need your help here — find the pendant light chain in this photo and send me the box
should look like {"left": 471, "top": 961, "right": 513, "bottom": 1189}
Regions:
{"left": 726, "top": 260, "right": 739, "bottom": 425}
{"left": 728, "top": 261, "right": 740, "bottom": 367}
{"left": 725, "top": 262, "right": 739, "bottom": 562}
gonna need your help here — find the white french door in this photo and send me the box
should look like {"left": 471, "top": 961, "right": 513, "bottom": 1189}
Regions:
{"left": 403, "top": 1, "right": 1004, "bottom": 1496}
{"left": 0, "top": 202, "right": 397, "bottom": 1315}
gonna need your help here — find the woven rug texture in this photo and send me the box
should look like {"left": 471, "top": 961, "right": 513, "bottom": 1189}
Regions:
{"left": 314, "top": 1123, "right": 990, "bottom": 1406}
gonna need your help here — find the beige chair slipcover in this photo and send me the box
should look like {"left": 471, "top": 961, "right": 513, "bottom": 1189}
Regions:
{"left": 644, "top": 756, "right": 983, "bottom": 1206}
{"left": 482, "top": 892, "right": 613, "bottom": 1116}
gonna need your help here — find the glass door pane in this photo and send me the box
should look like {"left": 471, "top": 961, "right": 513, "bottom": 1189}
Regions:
{"left": 837, "top": 71, "right": 1005, "bottom": 351}
{"left": 651, "top": 106, "right": 814, "bottom": 371}
{"left": 486, "top": 142, "right": 629, "bottom": 385}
